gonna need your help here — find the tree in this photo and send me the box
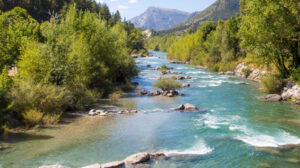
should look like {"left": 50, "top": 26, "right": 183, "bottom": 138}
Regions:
{"left": 240, "top": 0, "right": 300, "bottom": 77}
{"left": 100, "top": 4, "right": 111, "bottom": 22}
{"left": 0, "top": 7, "right": 40, "bottom": 70}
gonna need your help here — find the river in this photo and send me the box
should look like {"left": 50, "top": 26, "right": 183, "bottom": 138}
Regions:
{"left": 0, "top": 51, "right": 300, "bottom": 168}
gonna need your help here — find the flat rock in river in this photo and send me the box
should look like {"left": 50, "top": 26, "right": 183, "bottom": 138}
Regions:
{"left": 102, "top": 161, "right": 124, "bottom": 168}
{"left": 124, "top": 152, "right": 150, "bottom": 165}
{"left": 82, "top": 163, "right": 101, "bottom": 168}
{"left": 265, "top": 94, "right": 282, "bottom": 102}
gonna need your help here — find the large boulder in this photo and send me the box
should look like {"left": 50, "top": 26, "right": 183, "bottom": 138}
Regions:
{"left": 281, "top": 83, "right": 300, "bottom": 101}
{"left": 181, "top": 83, "right": 190, "bottom": 88}
{"left": 184, "top": 103, "right": 199, "bottom": 111}
{"left": 167, "top": 90, "right": 179, "bottom": 97}
{"left": 39, "top": 165, "right": 65, "bottom": 168}
{"left": 88, "top": 109, "right": 97, "bottom": 116}
{"left": 140, "top": 89, "right": 148, "bottom": 95}
{"left": 102, "top": 161, "right": 124, "bottom": 168}
{"left": 265, "top": 94, "right": 282, "bottom": 102}
{"left": 124, "top": 152, "right": 150, "bottom": 165}
{"left": 148, "top": 90, "right": 161, "bottom": 96}
{"left": 225, "top": 71, "right": 235, "bottom": 75}
{"left": 172, "top": 104, "right": 199, "bottom": 111}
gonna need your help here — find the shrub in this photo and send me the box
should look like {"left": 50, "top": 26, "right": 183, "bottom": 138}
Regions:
{"left": 22, "top": 109, "right": 43, "bottom": 127}
{"left": 242, "top": 67, "right": 252, "bottom": 78}
{"left": 160, "top": 65, "right": 168, "bottom": 74}
{"left": 42, "top": 113, "right": 61, "bottom": 127}
{"left": 260, "top": 74, "right": 284, "bottom": 93}
{"left": 122, "top": 102, "right": 137, "bottom": 110}
{"left": 9, "top": 80, "right": 70, "bottom": 126}
{"left": 153, "top": 78, "right": 181, "bottom": 91}
{"left": 290, "top": 67, "right": 300, "bottom": 84}
{"left": 109, "top": 90, "right": 123, "bottom": 101}
{"left": 0, "top": 67, "right": 12, "bottom": 129}
{"left": 65, "top": 83, "right": 98, "bottom": 111}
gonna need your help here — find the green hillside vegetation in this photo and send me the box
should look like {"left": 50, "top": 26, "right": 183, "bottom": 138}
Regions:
{"left": 145, "top": 34, "right": 178, "bottom": 52}
{"left": 158, "top": 0, "right": 240, "bottom": 35}
{"left": 148, "top": 0, "right": 300, "bottom": 82}
{"left": 0, "top": 2, "right": 145, "bottom": 131}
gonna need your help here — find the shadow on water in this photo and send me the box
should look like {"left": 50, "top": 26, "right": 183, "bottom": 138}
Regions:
{"left": 0, "top": 132, "right": 53, "bottom": 143}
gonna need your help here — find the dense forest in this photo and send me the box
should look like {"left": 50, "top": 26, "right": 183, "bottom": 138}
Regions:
{"left": 0, "top": 0, "right": 146, "bottom": 131}
{"left": 147, "top": 0, "right": 300, "bottom": 83}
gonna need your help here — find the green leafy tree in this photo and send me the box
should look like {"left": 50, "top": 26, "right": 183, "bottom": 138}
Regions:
{"left": 0, "top": 7, "right": 40, "bottom": 70}
{"left": 240, "top": 0, "right": 300, "bottom": 77}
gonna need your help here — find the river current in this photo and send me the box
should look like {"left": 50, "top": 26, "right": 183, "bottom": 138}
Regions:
{"left": 0, "top": 51, "right": 300, "bottom": 168}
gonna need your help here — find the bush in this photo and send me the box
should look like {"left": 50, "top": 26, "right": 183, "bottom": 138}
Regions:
{"left": 260, "top": 74, "right": 284, "bottom": 93}
{"left": 42, "top": 113, "right": 61, "bottom": 127}
{"left": 65, "top": 83, "right": 98, "bottom": 111}
{"left": 291, "top": 67, "right": 300, "bottom": 84}
{"left": 9, "top": 80, "right": 70, "bottom": 126}
{"left": 153, "top": 78, "right": 181, "bottom": 91}
{"left": 122, "top": 102, "right": 136, "bottom": 110}
{"left": 0, "top": 67, "right": 12, "bottom": 128}
{"left": 242, "top": 67, "right": 252, "bottom": 78}
{"left": 160, "top": 65, "right": 168, "bottom": 74}
{"left": 109, "top": 90, "right": 123, "bottom": 101}
{"left": 22, "top": 109, "right": 43, "bottom": 127}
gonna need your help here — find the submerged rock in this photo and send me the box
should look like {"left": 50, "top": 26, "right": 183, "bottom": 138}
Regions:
{"left": 265, "top": 94, "right": 282, "bottom": 102}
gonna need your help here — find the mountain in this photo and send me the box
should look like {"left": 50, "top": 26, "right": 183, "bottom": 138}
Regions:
{"left": 130, "top": 7, "right": 192, "bottom": 30}
{"left": 159, "top": 0, "right": 240, "bottom": 35}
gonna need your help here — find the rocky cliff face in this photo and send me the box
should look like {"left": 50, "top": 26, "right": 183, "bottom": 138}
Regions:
{"left": 130, "top": 7, "right": 191, "bottom": 30}
{"left": 234, "top": 63, "right": 266, "bottom": 82}
{"left": 234, "top": 63, "right": 300, "bottom": 104}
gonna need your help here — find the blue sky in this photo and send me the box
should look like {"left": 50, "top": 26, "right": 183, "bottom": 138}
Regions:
{"left": 96, "top": 0, "right": 216, "bottom": 20}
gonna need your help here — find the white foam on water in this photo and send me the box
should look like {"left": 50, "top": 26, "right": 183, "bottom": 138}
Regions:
{"left": 194, "top": 113, "right": 232, "bottom": 129}
{"left": 176, "top": 67, "right": 193, "bottom": 70}
{"left": 164, "top": 140, "right": 213, "bottom": 156}
{"left": 186, "top": 71, "right": 206, "bottom": 74}
{"left": 234, "top": 128, "right": 300, "bottom": 147}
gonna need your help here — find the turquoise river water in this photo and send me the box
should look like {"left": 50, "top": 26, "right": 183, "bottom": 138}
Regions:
{"left": 0, "top": 51, "right": 300, "bottom": 168}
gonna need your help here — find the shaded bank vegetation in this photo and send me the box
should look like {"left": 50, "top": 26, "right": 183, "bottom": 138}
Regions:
{"left": 147, "top": 0, "right": 300, "bottom": 85}
{"left": 0, "top": 1, "right": 146, "bottom": 131}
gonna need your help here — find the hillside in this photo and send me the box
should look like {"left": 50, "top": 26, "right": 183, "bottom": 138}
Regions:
{"left": 159, "top": 0, "right": 240, "bottom": 35}
{"left": 130, "top": 7, "right": 191, "bottom": 30}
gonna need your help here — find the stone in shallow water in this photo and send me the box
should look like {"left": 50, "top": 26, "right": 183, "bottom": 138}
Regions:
{"left": 184, "top": 103, "right": 199, "bottom": 111}
{"left": 124, "top": 152, "right": 150, "bottom": 165}
{"left": 102, "top": 161, "right": 124, "bottom": 168}
{"left": 265, "top": 94, "right": 282, "bottom": 102}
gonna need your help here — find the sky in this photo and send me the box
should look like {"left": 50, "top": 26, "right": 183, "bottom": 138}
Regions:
{"left": 96, "top": 0, "right": 216, "bottom": 20}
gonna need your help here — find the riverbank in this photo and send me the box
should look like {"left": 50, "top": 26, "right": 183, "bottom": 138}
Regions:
{"left": 167, "top": 59, "right": 300, "bottom": 106}
{"left": 1, "top": 51, "right": 300, "bottom": 168}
